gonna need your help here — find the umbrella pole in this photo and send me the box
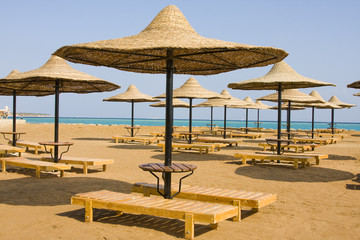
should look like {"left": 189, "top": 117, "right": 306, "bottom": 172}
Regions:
{"left": 54, "top": 79, "right": 60, "bottom": 163}
{"left": 223, "top": 105, "right": 227, "bottom": 139}
{"left": 210, "top": 106, "right": 213, "bottom": 131}
{"left": 311, "top": 107, "right": 315, "bottom": 139}
{"left": 131, "top": 100, "right": 134, "bottom": 137}
{"left": 245, "top": 109, "right": 249, "bottom": 134}
{"left": 287, "top": 101, "right": 291, "bottom": 140}
{"left": 164, "top": 50, "right": 174, "bottom": 199}
{"left": 257, "top": 109, "right": 260, "bottom": 129}
{"left": 12, "top": 90, "right": 16, "bottom": 146}
{"left": 277, "top": 83, "right": 282, "bottom": 155}
{"left": 331, "top": 108, "right": 334, "bottom": 134}
{"left": 189, "top": 98, "right": 193, "bottom": 144}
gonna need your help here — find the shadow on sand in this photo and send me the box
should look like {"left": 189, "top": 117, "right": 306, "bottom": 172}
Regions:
{"left": 0, "top": 176, "right": 132, "bottom": 206}
{"left": 58, "top": 208, "right": 216, "bottom": 239}
{"left": 72, "top": 137, "right": 113, "bottom": 142}
{"left": 150, "top": 152, "right": 235, "bottom": 162}
{"left": 229, "top": 163, "right": 355, "bottom": 182}
{"left": 326, "top": 154, "right": 358, "bottom": 161}
{"left": 107, "top": 144, "right": 159, "bottom": 150}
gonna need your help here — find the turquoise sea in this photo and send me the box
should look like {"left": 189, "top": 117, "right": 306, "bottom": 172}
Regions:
{"left": 20, "top": 117, "right": 360, "bottom": 131}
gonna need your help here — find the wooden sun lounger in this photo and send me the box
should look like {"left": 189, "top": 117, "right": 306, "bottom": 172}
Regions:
{"left": 157, "top": 142, "right": 216, "bottom": 154}
{"left": 234, "top": 152, "right": 315, "bottom": 169}
{"left": 0, "top": 157, "right": 71, "bottom": 178}
{"left": 292, "top": 137, "right": 339, "bottom": 145}
{"left": 132, "top": 182, "right": 276, "bottom": 212}
{"left": 14, "top": 140, "right": 54, "bottom": 155}
{"left": 230, "top": 132, "right": 263, "bottom": 139}
{"left": 72, "top": 190, "right": 240, "bottom": 240}
{"left": 258, "top": 142, "right": 317, "bottom": 153}
{"left": 255, "top": 151, "right": 328, "bottom": 165}
{"left": 112, "top": 136, "right": 162, "bottom": 145}
{"left": 196, "top": 137, "right": 242, "bottom": 147}
{"left": 318, "top": 133, "right": 346, "bottom": 139}
{"left": 41, "top": 156, "right": 114, "bottom": 174}
{"left": 0, "top": 144, "right": 25, "bottom": 157}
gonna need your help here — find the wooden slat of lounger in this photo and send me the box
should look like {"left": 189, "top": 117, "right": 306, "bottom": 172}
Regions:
{"left": 132, "top": 182, "right": 276, "bottom": 210}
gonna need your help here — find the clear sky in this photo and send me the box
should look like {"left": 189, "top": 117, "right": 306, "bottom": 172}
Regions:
{"left": 0, "top": 0, "right": 359, "bottom": 123}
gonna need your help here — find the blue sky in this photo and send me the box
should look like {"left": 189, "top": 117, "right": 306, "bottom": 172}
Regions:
{"left": 0, "top": 0, "right": 359, "bottom": 122}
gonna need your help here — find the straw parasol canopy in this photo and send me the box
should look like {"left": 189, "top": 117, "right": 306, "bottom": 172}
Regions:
{"left": 0, "top": 70, "right": 53, "bottom": 146}
{"left": 54, "top": 5, "right": 288, "bottom": 75}
{"left": 228, "top": 61, "right": 334, "bottom": 152}
{"left": 150, "top": 99, "right": 189, "bottom": 108}
{"left": 255, "top": 100, "right": 271, "bottom": 109}
{"left": 328, "top": 95, "right": 356, "bottom": 108}
{"left": 156, "top": 77, "right": 224, "bottom": 142}
{"left": 53, "top": 4, "right": 288, "bottom": 199}
{"left": 253, "top": 100, "right": 271, "bottom": 129}
{"left": 228, "top": 96, "right": 258, "bottom": 133}
{"left": 196, "top": 89, "right": 248, "bottom": 138}
{"left": 347, "top": 80, "right": 360, "bottom": 89}
{"left": 0, "top": 55, "right": 120, "bottom": 162}
{"left": 228, "top": 61, "right": 335, "bottom": 90}
{"left": 103, "top": 84, "right": 159, "bottom": 136}
{"left": 156, "top": 77, "right": 223, "bottom": 99}
{"left": 258, "top": 89, "right": 323, "bottom": 138}
{"left": 354, "top": 92, "right": 360, "bottom": 97}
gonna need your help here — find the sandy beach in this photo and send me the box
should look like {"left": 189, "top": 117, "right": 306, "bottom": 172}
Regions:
{"left": 0, "top": 123, "right": 360, "bottom": 240}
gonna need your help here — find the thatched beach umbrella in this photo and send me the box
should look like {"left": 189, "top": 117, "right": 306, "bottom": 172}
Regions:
{"left": 328, "top": 96, "right": 356, "bottom": 134}
{"left": 347, "top": 81, "right": 360, "bottom": 89}
{"left": 354, "top": 92, "right": 360, "bottom": 97}
{"left": 103, "top": 84, "right": 159, "bottom": 137}
{"left": 254, "top": 100, "right": 271, "bottom": 129}
{"left": 228, "top": 61, "right": 334, "bottom": 154}
{"left": 156, "top": 77, "right": 223, "bottom": 143}
{"left": 53, "top": 5, "right": 288, "bottom": 199}
{"left": 230, "top": 96, "right": 258, "bottom": 133}
{"left": 196, "top": 89, "right": 248, "bottom": 138}
{"left": 258, "top": 89, "right": 323, "bottom": 139}
{"left": 0, "top": 70, "right": 52, "bottom": 145}
{"left": 291, "top": 90, "right": 339, "bottom": 138}
{"left": 0, "top": 55, "right": 120, "bottom": 162}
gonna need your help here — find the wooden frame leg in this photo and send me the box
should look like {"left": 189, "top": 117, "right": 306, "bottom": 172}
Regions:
{"left": 233, "top": 200, "right": 241, "bottom": 222}
{"left": 85, "top": 200, "right": 93, "bottom": 222}
{"left": 2, "top": 160, "right": 6, "bottom": 173}
{"left": 293, "top": 160, "right": 298, "bottom": 170}
{"left": 60, "top": 170, "right": 65, "bottom": 177}
{"left": 103, "top": 164, "right": 107, "bottom": 171}
{"left": 36, "top": 166, "right": 41, "bottom": 179}
{"left": 83, "top": 163, "right": 88, "bottom": 174}
{"left": 185, "top": 213, "right": 194, "bottom": 240}
{"left": 242, "top": 156, "right": 246, "bottom": 165}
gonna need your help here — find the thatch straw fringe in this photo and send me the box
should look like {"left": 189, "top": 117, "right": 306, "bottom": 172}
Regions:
{"left": 257, "top": 89, "right": 324, "bottom": 103}
{"left": 150, "top": 99, "right": 189, "bottom": 108}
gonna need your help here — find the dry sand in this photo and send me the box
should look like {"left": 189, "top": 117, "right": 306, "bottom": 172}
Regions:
{"left": 0, "top": 123, "right": 360, "bottom": 240}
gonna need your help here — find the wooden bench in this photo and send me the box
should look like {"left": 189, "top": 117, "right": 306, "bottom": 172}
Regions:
{"left": 196, "top": 137, "right": 242, "bottom": 147}
{"left": 15, "top": 140, "right": 54, "bottom": 155}
{"left": 258, "top": 142, "right": 317, "bottom": 153}
{"left": 0, "top": 144, "right": 25, "bottom": 157}
{"left": 230, "top": 132, "right": 263, "bottom": 139}
{"left": 318, "top": 133, "right": 346, "bottom": 139}
{"left": 255, "top": 151, "right": 328, "bottom": 165}
{"left": 132, "top": 182, "right": 276, "bottom": 212}
{"left": 72, "top": 190, "right": 240, "bottom": 240}
{"left": 292, "top": 137, "right": 338, "bottom": 145}
{"left": 112, "top": 136, "right": 162, "bottom": 145}
{"left": 234, "top": 152, "right": 315, "bottom": 169}
{"left": 41, "top": 156, "right": 114, "bottom": 174}
{"left": 0, "top": 157, "right": 71, "bottom": 178}
{"left": 157, "top": 142, "right": 215, "bottom": 154}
